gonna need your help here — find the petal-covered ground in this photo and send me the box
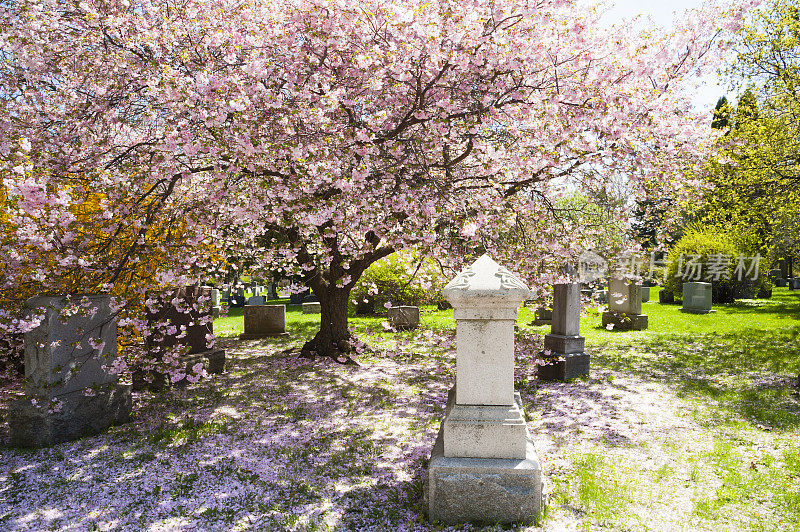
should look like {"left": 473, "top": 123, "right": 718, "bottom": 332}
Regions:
{"left": 2, "top": 320, "right": 799, "bottom": 531}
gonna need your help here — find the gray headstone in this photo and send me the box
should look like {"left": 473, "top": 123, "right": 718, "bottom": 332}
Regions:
{"left": 680, "top": 282, "right": 715, "bottom": 314}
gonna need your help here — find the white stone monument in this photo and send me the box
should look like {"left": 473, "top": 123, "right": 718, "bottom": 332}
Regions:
{"left": 601, "top": 278, "right": 648, "bottom": 330}
{"left": 680, "top": 282, "right": 715, "bottom": 314}
{"left": 423, "top": 255, "right": 545, "bottom": 524}
{"left": 211, "top": 289, "right": 221, "bottom": 318}
{"left": 540, "top": 283, "right": 589, "bottom": 381}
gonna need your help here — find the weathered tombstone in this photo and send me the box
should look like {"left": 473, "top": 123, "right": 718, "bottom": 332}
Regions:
{"left": 8, "top": 295, "right": 132, "bottom": 447}
{"left": 680, "top": 282, "right": 715, "bottom": 314}
{"left": 211, "top": 289, "right": 221, "bottom": 318}
{"left": 229, "top": 286, "right": 246, "bottom": 308}
{"left": 221, "top": 289, "right": 230, "bottom": 302}
{"left": 595, "top": 289, "right": 609, "bottom": 304}
{"left": 302, "top": 293, "right": 319, "bottom": 303}
{"left": 289, "top": 287, "right": 309, "bottom": 305}
{"left": 757, "top": 285, "right": 773, "bottom": 299}
{"left": 532, "top": 306, "right": 552, "bottom": 326}
{"left": 240, "top": 305, "right": 288, "bottom": 339}
{"left": 539, "top": 283, "right": 589, "bottom": 381}
{"left": 247, "top": 295, "right": 266, "bottom": 306}
{"left": 789, "top": 279, "right": 800, "bottom": 290}
{"left": 776, "top": 278, "right": 789, "bottom": 288}
{"left": 770, "top": 268, "right": 783, "bottom": 282}
{"left": 387, "top": 306, "right": 420, "bottom": 330}
{"left": 602, "top": 278, "right": 648, "bottom": 330}
{"left": 659, "top": 288, "right": 675, "bottom": 303}
{"left": 423, "top": 255, "right": 545, "bottom": 525}
{"left": 302, "top": 302, "right": 321, "bottom": 314}
{"left": 641, "top": 286, "right": 651, "bottom": 303}
{"left": 135, "top": 286, "right": 225, "bottom": 390}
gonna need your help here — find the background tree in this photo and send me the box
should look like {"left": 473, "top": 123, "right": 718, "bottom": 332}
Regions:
{"left": 1, "top": 0, "right": 757, "bottom": 361}
{"left": 703, "top": 0, "right": 800, "bottom": 271}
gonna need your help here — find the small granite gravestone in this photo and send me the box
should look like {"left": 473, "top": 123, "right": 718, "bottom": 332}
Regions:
{"left": 641, "top": 286, "right": 651, "bottom": 303}
{"left": 776, "top": 278, "right": 789, "bottom": 288}
{"left": 423, "top": 255, "right": 544, "bottom": 525}
{"left": 247, "top": 295, "right": 266, "bottom": 306}
{"left": 8, "top": 295, "right": 132, "bottom": 447}
{"left": 539, "top": 283, "right": 589, "bottom": 381}
{"left": 789, "top": 279, "right": 800, "bottom": 290}
{"left": 659, "top": 288, "right": 675, "bottom": 304}
{"left": 240, "top": 305, "right": 288, "bottom": 339}
{"left": 532, "top": 306, "right": 552, "bottom": 326}
{"left": 136, "top": 286, "right": 225, "bottom": 390}
{"left": 387, "top": 306, "right": 420, "bottom": 329}
{"left": 680, "top": 282, "right": 715, "bottom": 314}
{"left": 770, "top": 268, "right": 782, "bottom": 281}
{"left": 229, "top": 286, "right": 246, "bottom": 308}
{"left": 602, "top": 278, "right": 648, "bottom": 330}
{"left": 302, "top": 302, "right": 321, "bottom": 314}
{"left": 289, "top": 288, "right": 309, "bottom": 305}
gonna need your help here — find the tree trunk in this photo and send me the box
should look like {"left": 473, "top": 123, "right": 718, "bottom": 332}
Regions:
{"left": 301, "top": 287, "right": 356, "bottom": 362}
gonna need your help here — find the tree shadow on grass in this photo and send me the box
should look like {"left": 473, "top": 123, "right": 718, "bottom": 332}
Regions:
{"left": 593, "top": 325, "right": 800, "bottom": 430}
{"left": 0, "top": 334, "right": 456, "bottom": 531}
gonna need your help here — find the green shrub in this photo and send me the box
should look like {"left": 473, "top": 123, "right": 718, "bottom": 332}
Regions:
{"left": 351, "top": 252, "right": 448, "bottom": 313}
{"left": 664, "top": 228, "right": 772, "bottom": 303}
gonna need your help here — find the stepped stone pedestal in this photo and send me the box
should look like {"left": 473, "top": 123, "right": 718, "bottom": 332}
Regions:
{"left": 540, "top": 283, "right": 589, "bottom": 381}
{"left": 680, "top": 282, "right": 715, "bottom": 314}
{"left": 8, "top": 295, "right": 132, "bottom": 447}
{"left": 240, "top": 305, "right": 288, "bottom": 339}
{"left": 423, "top": 255, "right": 545, "bottom": 525}
{"left": 602, "top": 278, "right": 648, "bottom": 330}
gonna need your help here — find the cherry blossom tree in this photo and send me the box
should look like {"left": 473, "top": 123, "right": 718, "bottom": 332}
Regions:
{"left": 1, "top": 0, "right": 760, "bottom": 361}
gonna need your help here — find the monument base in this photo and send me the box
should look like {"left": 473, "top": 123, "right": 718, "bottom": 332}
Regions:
{"left": 8, "top": 384, "right": 132, "bottom": 448}
{"left": 424, "top": 425, "right": 545, "bottom": 525}
{"left": 531, "top": 319, "right": 552, "bottom": 326}
{"left": 538, "top": 352, "right": 590, "bottom": 381}
{"left": 239, "top": 332, "right": 289, "bottom": 339}
{"left": 601, "top": 311, "right": 648, "bottom": 331}
{"left": 679, "top": 307, "right": 716, "bottom": 315}
{"left": 132, "top": 349, "right": 226, "bottom": 391}
{"left": 544, "top": 334, "right": 585, "bottom": 354}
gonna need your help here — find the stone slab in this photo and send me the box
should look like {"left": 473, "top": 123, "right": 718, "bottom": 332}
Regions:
{"left": 388, "top": 306, "right": 420, "bottom": 329}
{"left": 24, "top": 295, "right": 119, "bottom": 397}
{"left": 8, "top": 384, "right": 132, "bottom": 448}
{"left": 790, "top": 279, "right": 800, "bottom": 290}
{"left": 424, "top": 425, "right": 545, "bottom": 525}
{"left": 455, "top": 318, "right": 515, "bottom": 406}
{"left": 241, "top": 305, "right": 287, "bottom": 338}
{"left": 537, "top": 352, "right": 590, "bottom": 381}
{"left": 681, "top": 282, "right": 713, "bottom": 313}
{"left": 544, "top": 334, "right": 585, "bottom": 355}
{"left": 246, "top": 296, "right": 266, "bottom": 306}
{"left": 442, "top": 389, "right": 528, "bottom": 459}
{"left": 552, "top": 284, "right": 581, "bottom": 337}
{"left": 658, "top": 289, "right": 675, "bottom": 304}
{"left": 183, "top": 349, "right": 226, "bottom": 375}
{"left": 601, "top": 311, "right": 648, "bottom": 331}
{"left": 302, "top": 302, "right": 321, "bottom": 314}
{"left": 641, "top": 286, "right": 651, "bottom": 303}
{"left": 608, "top": 279, "right": 642, "bottom": 315}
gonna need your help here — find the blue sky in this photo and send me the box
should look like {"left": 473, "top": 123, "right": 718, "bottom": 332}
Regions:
{"left": 600, "top": 0, "right": 733, "bottom": 114}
